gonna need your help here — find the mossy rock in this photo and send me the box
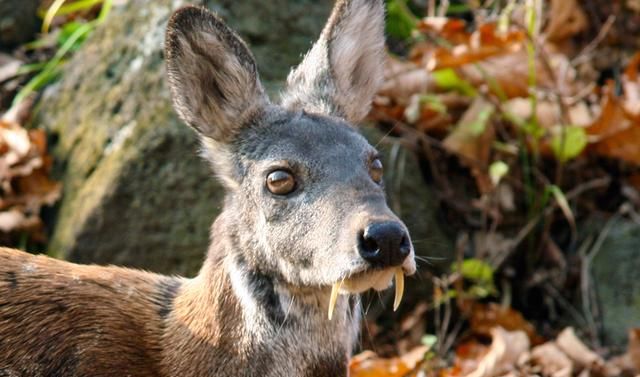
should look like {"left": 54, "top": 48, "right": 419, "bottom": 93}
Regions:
{"left": 589, "top": 215, "right": 640, "bottom": 346}
{"left": 0, "top": 0, "right": 40, "bottom": 48}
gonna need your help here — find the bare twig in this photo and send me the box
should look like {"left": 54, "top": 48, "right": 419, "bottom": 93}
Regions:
{"left": 437, "top": 0, "right": 450, "bottom": 17}
{"left": 580, "top": 207, "right": 622, "bottom": 347}
{"left": 571, "top": 15, "right": 616, "bottom": 66}
{"left": 494, "top": 176, "right": 611, "bottom": 268}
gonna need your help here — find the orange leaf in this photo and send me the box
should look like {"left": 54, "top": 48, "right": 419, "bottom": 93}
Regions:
{"left": 469, "top": 303, "right": 542, "bottom": 344}
{"left": 29, "top": 129, "right": 48, "bottom": 156}
{"left": 588, "top": 81, "right": 640, "bottom": 165}
{"left": 544, "top": 0, "right": 588, "bottom": 43}
{"left": 446, "top": 340, "right": 489, "bottom": 376}
{"left": 349, "top": 346, "right": 429, "bottom": 377}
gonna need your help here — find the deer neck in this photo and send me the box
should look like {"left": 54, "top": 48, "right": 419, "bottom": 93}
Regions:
{"left": 163, "top": 214, "right": 360, "bottom": 376}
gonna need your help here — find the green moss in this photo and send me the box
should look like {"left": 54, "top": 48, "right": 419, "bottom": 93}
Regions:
{"left": 591, "top": 217, "right": 640, "bottom": 346}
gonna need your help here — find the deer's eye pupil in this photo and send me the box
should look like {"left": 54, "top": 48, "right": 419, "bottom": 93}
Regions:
{"left": 370, "top": 158, "right": 383, "bottom": 184}
{"left": 266, "top": 170, "right": 296, "bottom": 195}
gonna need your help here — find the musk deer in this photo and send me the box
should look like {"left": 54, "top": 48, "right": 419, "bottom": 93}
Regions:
{"left": 0, "top": 0, "right": 416, "bottom": 375}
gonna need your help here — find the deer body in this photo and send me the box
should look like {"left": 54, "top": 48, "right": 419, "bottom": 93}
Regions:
{"left": 0, "top": 1, "right": 416, "bottom": 376}
{"left": 1, "top": 216, "right": 358, "bottom": 376}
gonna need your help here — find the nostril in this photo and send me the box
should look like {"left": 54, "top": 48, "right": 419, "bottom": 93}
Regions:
{"left": 358, "top": 231, "right": 379, "bottom": 257}
{"left": 399, "top": 235, "right": 411, "bottom": 256}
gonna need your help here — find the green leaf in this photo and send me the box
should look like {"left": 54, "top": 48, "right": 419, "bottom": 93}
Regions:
{"left": 57, "top": 21, "right": 89, "bottom": 51}
{"left": 421, "top": 94, "right": 447, "bottom": 114}
{"left": 432, "top": 68, "right": 477, "bottom": 97}
{"left": 468, "top": 106, "right": 494, "bottom": 135}
{"left": 421, "top": 334, "right": 438, "bottom": 348}
{"left": 16, "top": 62, "right": 49, "bottom": 75}
{"left": 547, "top": 184, "right": 575, "bottom": 229}
{"left": 468, "top": 284, "right": 493, "bottom": 299}
{"left": 453, "top": 258, "right": 494, "bottom": 284}
{"left": 498, "top": 1, "right": 517, "bottom": 34}
{"left": 521, "top": 119, "right": 544, "bottom": 139}
{"left": 489, "top": 160, "right": 509, "bottom": 185}
{"left": 386, "top": 0, "right": 417, "bottom": 40}
{"left": 42, "top": 0, "right": 67, "bottom": 33}
{"left": 97, "top": 0, "right": 112, "bottom": 23}
{"left": 434, "top": 289, "right": 457, "bottom": 307}
{"left": 447, "top": 4, "right": 471, "bottom": 15}
{"left": 56, "top": 0, "right": 104, "bottom": 16}
{"left": 12, "top": 20, "right": 96, "bottom": 109}
{"left": 551, "top": 125, "right": 588, "bottom": 162}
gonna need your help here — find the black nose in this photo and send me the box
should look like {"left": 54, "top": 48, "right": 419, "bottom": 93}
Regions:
{"left": 358, "top": 221, "right": 411, "bottom": 268}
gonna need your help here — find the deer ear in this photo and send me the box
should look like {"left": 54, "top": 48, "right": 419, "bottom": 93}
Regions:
{"left": 281, "top": 0, "right": 386, "bottom": 123}
{"left": 165, "top": 6, "right": 269, "bottom": 143}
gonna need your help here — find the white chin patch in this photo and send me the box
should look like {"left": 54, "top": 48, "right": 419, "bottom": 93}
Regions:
{"left": 327, "top": 267, "right": 406, "bottom": 320}
{"left": 340, "top": 269, "right": 394, "bottom": 293}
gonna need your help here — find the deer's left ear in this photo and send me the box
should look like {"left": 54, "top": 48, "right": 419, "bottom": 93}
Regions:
{"left": 281, "top": 0, "right": 386, "bottom": 124}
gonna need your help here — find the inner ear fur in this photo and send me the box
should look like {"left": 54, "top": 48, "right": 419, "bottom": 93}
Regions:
{"left": 281, "top": 0, "right": 386, "bottom": 124}
{"left": 165, "top": 6, "right": 269, "bottom": 143}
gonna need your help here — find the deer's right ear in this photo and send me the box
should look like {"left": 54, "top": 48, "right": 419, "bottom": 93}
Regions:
{"left": 165, "top": 6, "right": 269, "bottom": 143}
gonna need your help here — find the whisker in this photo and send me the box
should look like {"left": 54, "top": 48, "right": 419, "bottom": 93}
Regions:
{"left": 276, "top": 295, "right": 295, "bottom": 337}
{"left": 414, "top": 256, "right": 434, "bottom": 266}
{"left": 373, "top": 124, "right": 397, "bottom": 148}
{"left": 360, "top": 301, "right": 378, "bottom": 354}
{"left": 364, "top": 295, "right": 374, "bottom": 316}
{"left": 376, "top": 291, "right": 385, "bottom": 309}
{"left": 415, "top": 255, "right": 448, "bottom": 261}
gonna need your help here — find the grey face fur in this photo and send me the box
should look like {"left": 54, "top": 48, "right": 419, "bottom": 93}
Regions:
{"left": 165, "top": 0, "right": 416, "bottom": 294}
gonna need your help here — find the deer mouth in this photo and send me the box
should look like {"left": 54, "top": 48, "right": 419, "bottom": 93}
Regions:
{"left": 327, "top": 267, "right": 405, "bottom": 320}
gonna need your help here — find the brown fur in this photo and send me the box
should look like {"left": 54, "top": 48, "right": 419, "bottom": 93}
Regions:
{"left": 0, "top": 247, "right": 172, "bottom": 376}
{"left": 0, "top": 215, "right": 356, "bottom": 376}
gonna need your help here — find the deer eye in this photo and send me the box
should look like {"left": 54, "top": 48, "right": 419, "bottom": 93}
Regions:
{"left": 370, "top": 158, "right": 383, "bottom": 184}
{"left": 266, "top": 170, "right": 296, "bottom": 195}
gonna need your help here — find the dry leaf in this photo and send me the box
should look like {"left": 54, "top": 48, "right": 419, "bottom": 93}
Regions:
{"left": 0, "top": 106, "right": 61, "bottom": 243}
{"left": 379, "top": 57, "right": 435, "bottom": 101}
{"left": 415, "top": 21, "right": 527, "bottom": 71}
{"left": 505, "top": 98, "right": 592, "bottom": 131}
{"left": 16, "top": 169, "right": 62, "bottom": 208}
{"left": 469, "top": 303, "right": 541, "bottom": 345}
{"left": 530, "top": 342, "right": 573, "bottom": 377}
{"left": 443, "top": 97, "right": 495, "bottom": 166}
{"left": 544, "top": 0, "right": 588, "bottom": 42}
{"left": 556, "top": 327, "right": 605, "bottom": 370}
{"left": 0, "top": 53, "right": 23, "bottom": 83}
{"left": 447, "top": 341, "right": 490, "bottom": 377}
{"left": 629, "top": 329, "right": 640, "bottom": 372}
{"left": 465, "top": 327, "right": 529, "bottom": 377}
{"left": 442, "top": 97, "right": 495, "bottom": 193}
{"left": 588, "top": 81, "right": 640, "bottom": 164}
{"left": 459, "top": 51, "right": 569, "bottom": 99}
{"left": 588, "top": 56, "right": 640, "bottom": 165}
{"left": 609, "top": 328, "right": 640, "bottom": 375}
{"left": 0, "top": 209, "right": 42, "bottom": 233}
{"left": 1, "top": 123, "right": 31, "bottom": 166}
{"left": 0, "top": 210, "right": 28, "bottom": 232}
{"left": 349, "top": 346, "right": 429, "bottom": 377}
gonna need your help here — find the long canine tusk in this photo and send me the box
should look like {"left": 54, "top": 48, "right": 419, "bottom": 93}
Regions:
{"left": 328, "top": 281, "right": 342, "bottom": 320}
{"left": 393, "top": 268, "right": 404, "bottom": 311}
